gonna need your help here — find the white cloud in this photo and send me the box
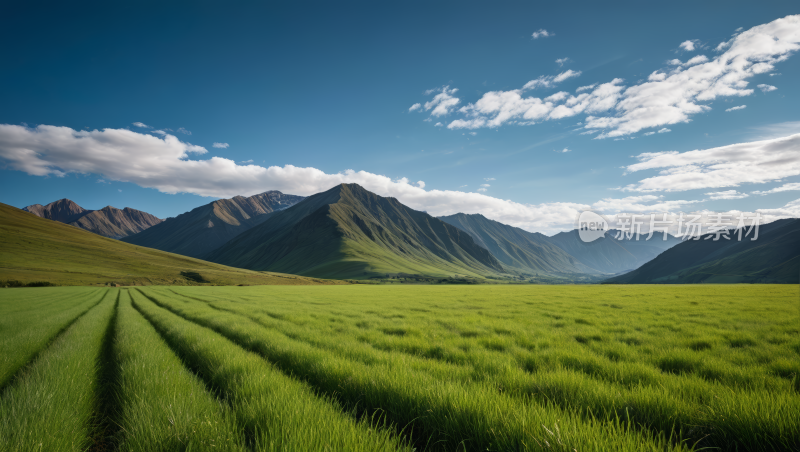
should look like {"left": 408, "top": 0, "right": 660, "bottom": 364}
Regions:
{"left": 423, "top": 86, "right": 460, "bottom": 117}
{"left": 477, "top": 188, "right": 488, "bottom": 192}
{"left": 679, "top": 40, "right": 698, "bottom": 51}
{"left": 705, "top": 190, "right": 749, "bottom": 200}
{"left": 592, "top": 195, "right": 702, "bottom": 213}
{"left": 434, "top": 122, "right": 443, "bottom": 127}
{"left": 580, "top": 130, "right": 600, "bottom": 135}
{"left": 409, "top": 103, "right": 422, "bottom": 112}
{"left": 480, "top": 183, "right": 490, "bottom": 188}
{"left": 132, "top": 122, "right": 151, "bottom": 128}
{"left": 555, "top": 57, "right": 570, "bottom": 66}
{"left": 118, "top": 189, "right": 122, "bottom": 192}
{"left": 240, "top": 159, "right": 254, "bottom": 164}
{"left": 757, "top": 197, "right": 800, "bottom": 217}
{"left": 484, "top": 177, "right": 495, "bottom": 181}
{"left": 532, "top": 29, "right": 552, "bottom": 39}
{"left": 151, "top": 130, "right": 167, "bottom": 135}
{"left": 0, "top": 123, "right": 593, "bottom": 234}
{"left": 757, "top": 84, "right": 777, "bottom": 92}
{"left": 576, "top": 84, "right": 596, "bottom": 93}
{"left": 522, "top": 70, "right": 582, "bottom": 90}
{"left": 433, "top": 16, "right": 800, "bottom": 137}
{"left": 667, "top": 58, "right": 682, "bottom": 66}
{"left": 657, "top": 128, "right": 671, "bottom": 133}
{"left": 643, "top": 131, "right": 656, "bottom": 136}
{"left": 212, "top": 142, "right": 229, "bottom": 149}
{"left": 752, "top": 182, "right": 800, "bottom": 195}
{"left": 622, "top": 133, "right": 800, "bottom": 192}
{"left": 554, "top": 148, "right": 571, "bottom": 153}
{"left": 416, "top": 181, "right": 425, "bottom": 188}
{"left": 725, "top": 105, "right": 746, "bottom": 112}
{"left": 177, "top": 127, "right": 191, "bottom": 135}
{"left": 469, "top": 131, "right": 477, "bottom": 136}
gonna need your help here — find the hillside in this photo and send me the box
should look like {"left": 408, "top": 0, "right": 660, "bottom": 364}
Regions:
{"left": 606, "top": 218, "right": 800, "bottom": 284}
{"left": 122, "top": 191, "right": 304, "bottom": 258}
{"left": 23, "top": 198, "right": 162, "bottom": 238}
{"left": 438, "top": 213, "right": 597, "bottom": 275}
{"left": 548, "top": 229, "right": 681, "bottom": 274}
{"left": 207, "top": 184, "right": 504, "bottom": 279}
{"left": 0, "top": 202, "right": 338, "bottom": 286}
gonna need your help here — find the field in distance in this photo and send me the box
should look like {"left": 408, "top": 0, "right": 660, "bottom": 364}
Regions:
{"left": 0, "top": 202, "right": 340, "bottom": 286}
{"left": 0, "top": 284, "right": 797, "bottom": 451}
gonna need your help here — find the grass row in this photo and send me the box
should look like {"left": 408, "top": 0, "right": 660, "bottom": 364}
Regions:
{"left": 0, "top": 289, "right": 116, "bottom": 451}
{"left": 129, "top": 289, "right": 412, "bottom": 451}
{"left": 0, "top": 287, "right": 106, "bottom": 390}
{"left": 114, "top": 290, "right": 247, "bottom": 451}
{"left": 157, "top": 286, "right": 800, "bottom": 450}
{"left": 141, "top": 287, "right": 690, "bottom": 451}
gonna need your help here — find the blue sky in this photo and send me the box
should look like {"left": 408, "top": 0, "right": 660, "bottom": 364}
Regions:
{"left": 1, "top": 1, "right": 799, "bottom": 233}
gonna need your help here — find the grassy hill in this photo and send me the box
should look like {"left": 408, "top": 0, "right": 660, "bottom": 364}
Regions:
{"left": 607, "top": 218, "right": 800, "bottom": 283}
{"left": 438, "top": 213, "right": 598, "bottom": 276}
{"left": 0, "top": 202, "right": 338, "bottom": 286}
{"left": 122, "top": 191, "right": 304, "bottom": 258}
{"left": 207, "top": 184, "right": 504, "bottom": 279}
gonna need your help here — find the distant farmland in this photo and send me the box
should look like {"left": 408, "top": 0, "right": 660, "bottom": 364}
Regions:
{"left": 0, "top": 285, "right": 797, "bottom": 451}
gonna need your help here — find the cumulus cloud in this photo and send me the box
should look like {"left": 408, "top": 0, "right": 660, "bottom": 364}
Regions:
{"left": 757, "top": 84, "right": 777, "bottom": 92}
{"left": 752, "top": 182, "right": 800, "bottom": 195}
{"left": 423, "top": 86, "right": 460, "bottom": 117}
{"left": 151, "top": 130, "right": 167, "bottom": 135}
{"left": 532, "top": 29, "right": 552, "bottom": 39}
{"left": 0, "top": 123, "right": 593, "bottom": 233}
{"left": 622, "top": 133, "right": 800, "bottom": 192}
{"left": 426, "top": 16, "right": 800, "bottom": 136}
{"left": 657, "top": 128, "right": 671, "bottom": 133}
{"left": 643, "top": 131, "right": 656, "bottom": 136}
{"left": 705, "top": 190, "right": 749, "bottom": 200}
{"left": 477, "top": 188, "right": 488, "bottom": 192}
{"left": 212, "top": 142, "right": 229, "bottom": 149}
{"left": 592, "top": 195, "right": 702, "bottom": 213}
{"left": 409, "top": 103, "right": 421, "bottom": 112}
{"left": 132, "top": 122, "right": 151, "bottom": 128}
{"left": 177, "top": 127, "right": 191, "bottom": 135}
{"left": 434, "top": 122, "right": 443, "bottom": 127}
{"left": 522, "top": 70, "right": 582, "bottom": 90}
{"left": 555, "top": 57, "right": 570, "bottom": 66}
{"left": 679, "top": 40, "right": 698, "bottom": 51}
{"left": 725, "top": 105, "right": 746, "bottom": 112}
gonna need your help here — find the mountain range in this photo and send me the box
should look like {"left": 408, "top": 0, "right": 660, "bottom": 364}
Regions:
{"left": 548, "top": 229, "right": 682, "bottom": 274}
{"left": 207, "top": 184, "right": 503, "bottom": 279}
{"left": 14, "top": 184, "right": 796, "bottom": 283}
{"left": 607, "top": 218, "right": 800, "bottom": 284}
{"left": 23, "top": 199, "right": 162, "bottom": 239}
{"left": 122, "top": 190, "right": 304, "bottom": 258}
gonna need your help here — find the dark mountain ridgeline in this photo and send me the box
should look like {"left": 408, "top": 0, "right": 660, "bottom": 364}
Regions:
{"left": 23, "top": 199, "right": 162, "bottom": 238}
{"left": 122, "top": 190, "right": 304, "bottom": 258}
{"left": 207, "top": 184, "right": 503, "bottom": 279}
{"left": 606, "top": 218, "right": 800, "bottom": 284}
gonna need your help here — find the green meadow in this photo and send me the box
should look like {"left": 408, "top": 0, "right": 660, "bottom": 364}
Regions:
{"left": 0, "top": 284, "right": 797, "bottom": 451}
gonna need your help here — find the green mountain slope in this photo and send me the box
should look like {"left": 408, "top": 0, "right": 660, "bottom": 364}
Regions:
{"left": 438, "top": 213, "right": 597, "bottom": 275}
{"left": 548, "top": 229, "right": 681, "bottom": 274}
{"left": 607, "top": 218, "right": 800, "bottom": 284}
{"left": 122, "top": 191, "right": 304, "bottom": 258}
{"left": 0, "top": 202, "right": 334, "bottom": 286}
{"left": 23, "top": 199, "right": 162, "bottom": 238}
{"left": 207, "top": 184, "right": 504, "bottom": 279}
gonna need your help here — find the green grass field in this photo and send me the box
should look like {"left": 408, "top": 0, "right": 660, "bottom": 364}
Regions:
{"left": 0, "top": 285, "right": 797, "bottom": 451}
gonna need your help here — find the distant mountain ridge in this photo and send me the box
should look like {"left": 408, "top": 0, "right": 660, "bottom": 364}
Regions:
{"left": 438, "top": 213, "right": 598, "bottom": 275}
{"left": 122, "top": 190, "right": 305, "bottom": 258}
{"left": 606, "top": 218, "right": 800, "bottom": 284}
{"left": 207, "top": 184, "right": 503, "bottom": 279}
{"left": 23, "top": 199, "right": 161, "bottom": 238}
{"left": 548, "top": 229, "right": 681, "bottom": 274}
